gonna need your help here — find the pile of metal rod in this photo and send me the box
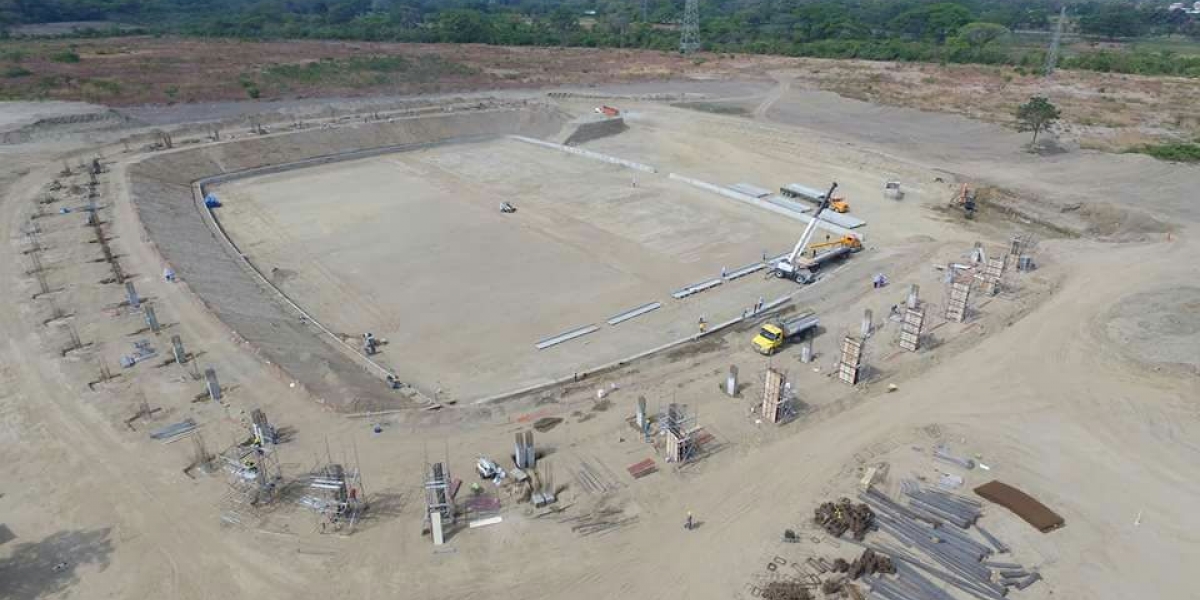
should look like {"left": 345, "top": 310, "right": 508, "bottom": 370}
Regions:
{"left": 851, "top": 485, "right": 1043, "bottom": 600}
{"left": 900, "top": 479, "right": 982, "bottom": 528}
{"left": 933, "top": 443, "right": 977, "bottom": 469}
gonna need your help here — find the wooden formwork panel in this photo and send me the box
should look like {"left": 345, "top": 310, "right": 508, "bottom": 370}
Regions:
{"left": 899, "top": 305, "right": 925, "bottom": 352}
{"left": 762, "top": 368, "right": 784, "bottom": 424}
{"left": 946, "top": 281, "right": 971, "bottom": 323}
{"left": 838, "top": 336, "right": 863, "bottom": 385}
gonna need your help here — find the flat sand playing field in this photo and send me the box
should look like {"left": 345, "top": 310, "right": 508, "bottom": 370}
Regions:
{"left": 214, "top": 138, "right": 804, "bottom": 400}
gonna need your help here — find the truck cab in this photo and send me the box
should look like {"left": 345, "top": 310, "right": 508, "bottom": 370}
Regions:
{"left": 753, "top": 323, "right": 786, "bottom": 355}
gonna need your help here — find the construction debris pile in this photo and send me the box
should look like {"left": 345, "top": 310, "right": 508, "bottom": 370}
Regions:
{"left": 761, "top": 581, "right": 814, "bottom": 600}
{"left": 814, "top": 498, "right": 875, "bottom": 540}
{"left": 830, "top": 548, "right": 896, "bottom": 580}
{"left": 559, "top": 506, "right": 638, "bottom": 537}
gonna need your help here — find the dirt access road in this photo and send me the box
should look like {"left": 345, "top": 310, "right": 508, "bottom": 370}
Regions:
{"left": 0, "top": 76, "right": 1197, "bottom": 600}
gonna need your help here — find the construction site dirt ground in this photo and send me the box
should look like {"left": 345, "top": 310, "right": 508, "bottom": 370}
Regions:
{"left": 0, "top": 75, "right": 1197, "bottom": 600}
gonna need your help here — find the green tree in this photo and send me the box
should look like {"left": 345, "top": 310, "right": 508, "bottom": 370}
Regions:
{"left": 1078, "top": 4, "right": 1141, "bottom": 39}
{"left": 890, "top": 3, "right": 972, "bottom": 42}
{"left": 1015, "top": 96, "right": 1060, "bottom": 144}
{"left": 436, "top": 8, "right": 488, "bottom": 43}
{"left": 953, "top": 22, "right": 1009, "bottom": 47}
{"left": 549, "top": 5, "right": 579, "bottom": 37}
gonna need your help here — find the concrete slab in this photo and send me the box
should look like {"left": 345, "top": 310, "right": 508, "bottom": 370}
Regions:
{"left": 728, "top": 183, "right": 771, "bottom": 198}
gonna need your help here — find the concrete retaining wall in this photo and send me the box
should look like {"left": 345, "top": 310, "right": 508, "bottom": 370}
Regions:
{"left": 561, "top": 116, "right": 627, "bottom": 146}
{"left": 127, "top": 106, "right": 566, "bottom": 412}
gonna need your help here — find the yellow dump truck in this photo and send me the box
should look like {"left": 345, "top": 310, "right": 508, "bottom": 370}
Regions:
{"left": 752, "top": 313, "right": 820, "bottom": 355}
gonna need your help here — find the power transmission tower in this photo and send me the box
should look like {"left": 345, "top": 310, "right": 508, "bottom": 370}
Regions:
{"left": 1044, "top": 6, "right": 1066, "bottom": 76}
{"left": 680, "top": 0, "right": 700, "bottom": 53}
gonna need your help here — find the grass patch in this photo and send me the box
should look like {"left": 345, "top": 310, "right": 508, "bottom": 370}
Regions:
{"left": 1130, "top": 36, "right": 1200, "bottom": 57}
{"left": 1125, "top": 142, "right": 1200, "bottom": 162}
{"left": 50, "top": 50, "right": 81, "bottom": 63}
{"left": 4, "top": 66, "right": 32, "bottom": 78}
{"left": 81, "top": 78, "right": 121, "bottom": 96}
{"left": 672, "top": 101, "right": 748, "bottom": 115}
{"left": 261, "top": 55, "right": 477, "bottom": 88}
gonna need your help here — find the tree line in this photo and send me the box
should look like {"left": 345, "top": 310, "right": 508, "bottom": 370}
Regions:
{"left": 4, "top": 0, "right": 1200, "bottom": 76}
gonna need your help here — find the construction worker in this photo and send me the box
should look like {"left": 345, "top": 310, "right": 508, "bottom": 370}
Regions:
{"left": 685, "top": 511, "right": 694, "bottom": 531}
{"left": 698, "top": 317, "right": 707, "bottom": 334}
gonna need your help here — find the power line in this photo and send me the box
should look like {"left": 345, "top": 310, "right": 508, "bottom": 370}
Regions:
{"left": 1044, "top": 6, "right": 1066, "bottom": 76}
{"left": 680, "top": 0, "right": 700, "bottom": 53}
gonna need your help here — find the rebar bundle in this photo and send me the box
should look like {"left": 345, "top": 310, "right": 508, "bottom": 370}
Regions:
{"left": 761, "top": 581, "right": 813, "bottom": 600}
{"left": 814, "top": 498, "right": 875, "bottom": 540}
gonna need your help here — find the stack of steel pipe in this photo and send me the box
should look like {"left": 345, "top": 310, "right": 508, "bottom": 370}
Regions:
{"left": 865, "top": 575, "right": 919, "bottom": 600}
{"left": 976, "top": 524, "right": 1011, "bottom": 553}
{"left": 1014, "top": 572, "right": 1042, "bottom": 590}
{"left": 893, "top": 561, "right": 957, "bottom": 600}
{"left": 875, "top": 514, "right": 1005, "bottom": 598}
{"left": 856, "top": 487, "right": 1042, "bottom": 598}
{"left": 984, "top": 560, "right": 1020, "bottom": 569}
{"left": 901, "top": 480, "right": 983, "bottom": 528}
{"left": 854, "top": 540, "right": 1007, "bottom": 600}
{"left": 860, "top": 488, "right": 940, "bottom": 526}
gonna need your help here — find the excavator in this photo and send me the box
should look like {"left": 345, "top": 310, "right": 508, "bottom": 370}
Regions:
{"left": 771, "top": 182, "right": 861, "bottom": 284}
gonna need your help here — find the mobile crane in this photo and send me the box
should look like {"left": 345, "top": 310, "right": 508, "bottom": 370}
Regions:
{"left": 781, "top": 183, "right": 850, "bottom": 213}
{"left": 805, "top": 234, "right": 863, "bottom": 256}
{"left": 771, "top": 182, "right": 859, "bottom": 284}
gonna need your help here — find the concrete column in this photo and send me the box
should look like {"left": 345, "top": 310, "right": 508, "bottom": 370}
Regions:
{"left": 205, "top": 367, "right": 221, "bottom": 401}
{"left": 144, "top": 305, "right": 160, "bottom": 333}
{"left": 431, "top": 514, "right": 444, "bottom": 545}
{"left": 861, "top": 309, "right": 874, "bottom": 338}
{"left": 907, "top": 284, "right": 920, "bottom": 309}
{"left": 514, "top": 432, "right": 526, "bottom": 468}
{"left": 725, "top": 365, "right": 738, "bottom": 397}
{"left": 125, "top": 281, "right": 140, "bottom": 309}
{"left": 800, "top": 338, "right": 814, "bottom": 363}
{"left": 636, "top": 396, "right": 647, "bottom": 431}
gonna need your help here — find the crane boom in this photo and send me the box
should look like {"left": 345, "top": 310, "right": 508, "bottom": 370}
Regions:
{"left": 785, "top": 182, "right": 838, "bottom": 265}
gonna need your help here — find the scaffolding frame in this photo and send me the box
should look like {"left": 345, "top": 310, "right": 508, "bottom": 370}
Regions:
{"left": 220, "top": 436, "right": 283, "bottom": 510}
{"left": 660, "top": 402, "right": 700, "bottom": 465}
{"left": 423, "top": 458, "right": 455, "bottom": 542}
{"left": 299, "top": 461, "right": 367, "bottom": 534}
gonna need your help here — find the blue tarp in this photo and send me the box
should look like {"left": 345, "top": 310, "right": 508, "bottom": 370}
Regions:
{"left": 204, "top": 194, "right": 221, "bottom": 208}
